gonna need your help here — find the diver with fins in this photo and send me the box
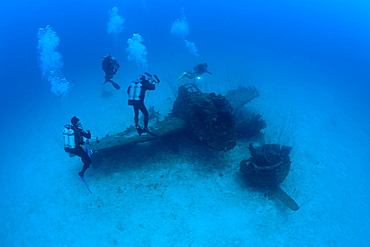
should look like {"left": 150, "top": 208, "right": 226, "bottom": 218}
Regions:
{"left": 177, "top": 63, "right": 212, "bottom": 81}
{"left": 102, "top": 54, "right": 121, "bottom": 90}
{"left": 127, "top": 72, "right": 160, "bottom": 136}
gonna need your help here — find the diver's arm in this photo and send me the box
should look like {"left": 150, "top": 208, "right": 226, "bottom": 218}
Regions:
{"left": 147, "top": 82, "right": 155, "bottom": 91}
{"left": 143, "top": 80, "right": 155, "bottom": 91}
{"left": 81, "top": 129, "right": 91, "bottom": 139}
{"left": 153, "top": 75, "right": 160, "bottom": 83}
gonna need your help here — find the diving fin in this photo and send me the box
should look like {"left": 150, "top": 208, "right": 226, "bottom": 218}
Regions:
{"left": 104, "top": 80, "right": 121, "bottom": 90}
{"left": 143, "top": 127, "right": 159, "bottom": 137}
{"left": 80, "top": 176, "right": 93, "bottom": 194}
{"left": 136, "top": 126, "right": 144, "bottom": 136}
{"left": 110, "top": 80, "right": 121, "bottom": 90}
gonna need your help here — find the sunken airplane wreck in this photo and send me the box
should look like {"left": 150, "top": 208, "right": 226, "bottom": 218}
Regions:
{"left": 88, "top": 83, "right": 299, "bottom": 211}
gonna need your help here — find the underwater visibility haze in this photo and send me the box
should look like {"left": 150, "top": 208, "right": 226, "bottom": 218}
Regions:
{"left": 0, "top": 0, "right": 370, "bottom": 246}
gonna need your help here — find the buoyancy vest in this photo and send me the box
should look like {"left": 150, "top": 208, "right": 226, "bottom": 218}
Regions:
{"left": 128, "top": 82, "right": 142, "bottom": 103}
{"left": 72, "top": 125, "right": 84, "bottom": 146}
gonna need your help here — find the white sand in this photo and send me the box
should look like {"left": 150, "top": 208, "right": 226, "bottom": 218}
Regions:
{"left": 1, "top": 57, "right": 369, "bottom": 247}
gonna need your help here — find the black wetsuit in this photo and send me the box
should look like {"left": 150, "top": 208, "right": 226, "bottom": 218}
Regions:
{"left": 69, "top": 125, "right": 91, "bottom": 177}
{"left": 127, "top": 79, "right": 155, "bottom": 128}
{"left": 102, "top": 56, "right": 120, "bottom": 82}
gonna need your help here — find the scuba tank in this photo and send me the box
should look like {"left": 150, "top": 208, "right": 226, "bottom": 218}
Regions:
{"left": 63, "top": 124, "right": 76, "bottom": 152}
{"left": 128, "top": 81, "right": 142, "bottom": 105}
{"left": 68, "top": 127, "right": 76, "bottom": 149}
{"left": 63, "top": 126, "right": 69, "bottom": 151}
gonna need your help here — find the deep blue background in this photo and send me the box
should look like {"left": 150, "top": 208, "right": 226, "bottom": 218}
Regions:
{"left": 0, "top": 0, "right": 369, "bottom": 119}
{"left": 0, "top": 2, "right": 369, "bottom": 245}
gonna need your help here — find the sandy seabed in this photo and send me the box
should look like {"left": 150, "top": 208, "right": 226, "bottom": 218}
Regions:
{"left": 1, "top": 62, "right": 370, "bottom": 247}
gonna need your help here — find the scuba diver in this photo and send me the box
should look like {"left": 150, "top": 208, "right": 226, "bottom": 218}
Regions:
{"left": 63, "top": 116, "right": 92, "bottom": 178}
{"left": 127, "top": 72, "right": 160, "bottom": 136}
{"left": 177, "top": 63, "right": 212, "bottom": 81}
{"left": 102, "top": 54, "right": 121, "bottom": 90}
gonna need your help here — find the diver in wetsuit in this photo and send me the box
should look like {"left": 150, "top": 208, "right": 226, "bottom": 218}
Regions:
{"left": 127, "top": 73, "right": 159, "bottom": 135}
{"left": 177, "top": 63, "right": 212, "bottom": 81}
{"left": 68, "top": 116, "right": 92, "bottom": 178}
{"left": 102, "top": 54, "right": 121, "bottom": 90}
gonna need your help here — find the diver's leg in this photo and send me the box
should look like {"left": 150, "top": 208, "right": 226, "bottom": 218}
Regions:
{"left": 104, "top": 73, "right": 113, "bottom": 82}
{"left": 133, "top": 105, "right": 139, "bottom": 127}
{"left": 133, "top": 104, "right": 144, "bottom": 135}
{"left": 140, "top": 103, "right": 149, "bottom": 129}
{"left": 177, "top": 71, "right": 192, "bottom": 81}
{"left": 76, "top": 147, "right": 91, "bottom": 177}
{"left": 183, "top": 72, "right": 194, "bottom": 79}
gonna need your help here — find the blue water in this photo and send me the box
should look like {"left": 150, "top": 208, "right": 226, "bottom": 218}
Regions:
{"left": 1, "top": 0, "right": 369, "bottom": 246}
